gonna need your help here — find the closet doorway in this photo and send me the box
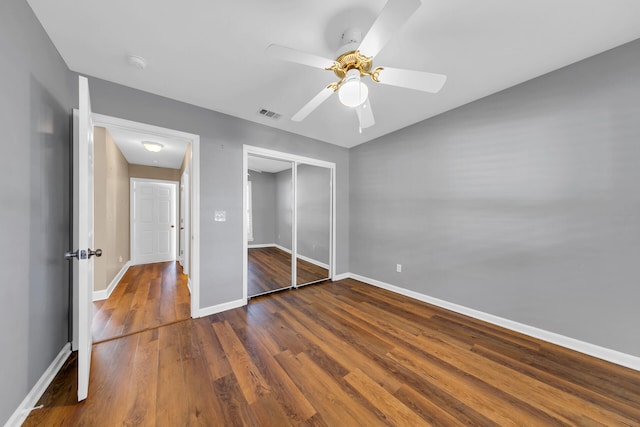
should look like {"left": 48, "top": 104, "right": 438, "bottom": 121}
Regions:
{"left": 243, "top": 146, "right": 335, "bottom": 299}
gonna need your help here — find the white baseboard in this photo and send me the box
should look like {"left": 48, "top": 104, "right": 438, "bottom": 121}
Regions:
{"left": 332, "top": 272, "right": 351, "bottom": 281}
{"left": 4, "top": 343, "right": 71, "bottom": 427}
{"left": 250, "top": 244, "right": 328, "bottom": 269}
{"left": 93, "top": 261, "right": 131, "bottom": 301}
{"left": 343, "top": 273, "right": 640, "bottom": 372}
{"left": 296, "top": 253, "right": 329, "bottom": 270}
{"left": 194, "top": 298, "right": 246, "bottom": 318}
{"left": 274, "top": 244, "right": 292, "bottom": 254}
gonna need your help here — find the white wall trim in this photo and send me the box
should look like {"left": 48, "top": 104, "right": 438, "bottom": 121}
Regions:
{"left": 274, "top": 243, "right": 292, "bottom": 254}
{"left": 271, "top": 244, "right": 328, "bottom": 269}
{"left": 249, "top": 244, "right": 329, "bottom": 269}
{"left": 187, "top": 277, "right": 192, "bottom": 294}
{"left": 4, "top": 343, "right": 71, "bottom": 427}
{"left": 195, "top": 298, "right": 246, "bottom": 318}
{"left": 92, "top": 261, "right": 131, "bottom": 301}
{"left": 343, "top": 273, "right": 640, "bottom": 372}
{"left": 296, "top": 253, "right": 329, "bottom": 270}
{"left": 332, "top": 272, "right": 351, "bottom": 281}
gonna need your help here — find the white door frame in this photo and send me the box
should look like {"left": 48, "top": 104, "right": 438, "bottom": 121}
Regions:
{"left": 130, "top": 178, "right": 179, "bottom": 265}
{"left": 180, "top": 166, "right": 191, "bottom": 275}
{"left": 242, "top": 145, "right": 336, "bottom": 302}
{"left": 91, "top": 113, "right": 202, "bottom": 317}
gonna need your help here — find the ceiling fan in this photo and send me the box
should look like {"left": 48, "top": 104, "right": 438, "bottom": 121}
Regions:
{"left": 266, "top": 0, "right": 447, "bottom": 132}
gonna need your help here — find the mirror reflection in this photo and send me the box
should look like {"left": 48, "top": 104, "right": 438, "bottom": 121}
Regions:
{"left": 247, "top": 155, "right": 293, "bottom": 297}
{"left": 296, "top": 164, "right": 331, "bottom": 286}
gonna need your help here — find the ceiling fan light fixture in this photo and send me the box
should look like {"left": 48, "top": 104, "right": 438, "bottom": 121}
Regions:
{"left": 142, "top": 141, "right": 163, "bottom": 152}
{"left": 338, "top": 69, "right": 368, "bottom": 107}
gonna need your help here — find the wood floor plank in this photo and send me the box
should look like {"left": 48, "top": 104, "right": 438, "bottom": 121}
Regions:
{"left": 122, "top": 329, "right": 159, "bottom": 426}
{"left": 275, "top": 350, "right": 387, "bottom": 427}
{"left": 392, "top": 384, "right": 468, "bottom": 427}
{"left": 211, "top": 374, "right": 261, "bottom": 427}
{"left": 272, "top": 295, "right": 404, "bottom": 393}
{"left": 177, "top": 320, "right": 225, "bottom": 426}
{"left": 92, "top": 261, "right": 190, "bottom": 343}
{"left": 239, "top": 316, "right": 318, "bottom": 423}
{"left": 26, "top": 279, "right": 640, "bottom": 426}
{"left": 212, "top": 320, "right": 271, "bottom": 404}
{"left": 193, "top": 317, "right": 233, "bottom": 381}
{"left": 345, "top": 368, "right": 434, "bottom": 426}
{"left": 387, "top": 344, "right": 564, "bottom": 426}
{"left": 156, "top": 322, "right": 189, "bottom": 426}
{"left": 474, "top": 343, "right": 640, "bottom": 423}
{"left": 417, "top": 332, "right": 636, "bottom": 425}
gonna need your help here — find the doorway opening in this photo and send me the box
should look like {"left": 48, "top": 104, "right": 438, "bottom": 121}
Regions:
{"left": 87, "top": 114, "right": 201, "bottom": 343}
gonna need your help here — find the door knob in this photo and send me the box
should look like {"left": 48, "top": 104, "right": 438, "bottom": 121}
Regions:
{"left": 65, "top": 250, "right": 78, "bottom": 260}
{"left": 88, "top": 248, "right": 102, "bottom": 258}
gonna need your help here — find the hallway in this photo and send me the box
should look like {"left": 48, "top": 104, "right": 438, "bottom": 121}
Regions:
{"left": 92, "top": 261, "right": 190, "bottom": 343}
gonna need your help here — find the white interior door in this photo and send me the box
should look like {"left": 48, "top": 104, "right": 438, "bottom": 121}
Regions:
{"left": 132, "top": 179, "right": 177, "bottom": 265}
{"left": 72, "top": 75, "right": 97, "bottom": 402}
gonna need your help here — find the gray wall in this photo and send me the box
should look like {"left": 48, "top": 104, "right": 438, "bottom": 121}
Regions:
{"left": 275, "top": 169, "right": 293, "bottom": 250}
{"left": 350, "top": 39, "right": 640, "bottom": 357}
{"left": 0, "top": 0, "right": 73, "bottom": 423}
{"left": 248, "top": 170, "right": 276, "bottom": 245}
{"left": 85, "top": 77, "right": 350, "bottom": 308}
{"left": 297, "top": 164, "right": 331, "bottom": 264}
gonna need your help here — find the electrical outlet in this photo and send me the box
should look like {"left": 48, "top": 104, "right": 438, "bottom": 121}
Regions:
{"left": 396, "top": 264, "right": 402, "bottom": 273}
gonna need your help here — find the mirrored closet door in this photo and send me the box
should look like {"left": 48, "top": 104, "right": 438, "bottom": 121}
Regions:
{"left": 247, "top": 155, "right": 294, "bottom": 297}
{"left": 296, "top": 163, "right": 331, "bottom": 286}
{"left": 245, "top": 148, "right": 334, "bottom": 298}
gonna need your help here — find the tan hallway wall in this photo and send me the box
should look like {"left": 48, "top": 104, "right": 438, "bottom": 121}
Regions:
{"left": 129, "top": 164, "right": 181, "bottom": 181}
{"left": 94, "top": 127, "right": 130, "bottom": 292}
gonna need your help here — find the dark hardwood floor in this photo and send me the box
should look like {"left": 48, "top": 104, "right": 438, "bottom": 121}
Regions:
{"left": 92, "top": 261, "right": 190, "bottom": 343}
{"left": 248, "top": 247, "right": 329, "bottom": 297}
{"left": 26, "top": 278, "right": 640, "bottom": 426}
{"left": 296, "top": 257, "right": 329, "bottom": 286}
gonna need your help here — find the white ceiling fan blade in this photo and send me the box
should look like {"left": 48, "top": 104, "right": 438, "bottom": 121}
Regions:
{"left": 375, "top": 67, "right": 447, "bottom": 93}
{"left": 355, "top": 98, "right": 375, "bottom": 129}
{"left": 357, "top": 0, "right": 422, "bottom": 58}
{"left": 291, "top": 86, "right": 334, "bottom": 122}
{"left": 266, "top": 44, "right": 335, "bottom": 69}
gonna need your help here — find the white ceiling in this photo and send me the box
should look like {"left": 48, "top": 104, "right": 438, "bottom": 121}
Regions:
{"left": 27, "top": 0, "right": 640, "bottom": 148}
{"left": 248, "top": 156, "right": 293, "bottom": 174}
{"left": 104, "top": 125, "right": 189, "bottom": 169}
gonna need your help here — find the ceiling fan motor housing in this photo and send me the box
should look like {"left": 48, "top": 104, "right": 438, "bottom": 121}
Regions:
{"left": 337, "top": 28, "right": 362, "bottom": 54}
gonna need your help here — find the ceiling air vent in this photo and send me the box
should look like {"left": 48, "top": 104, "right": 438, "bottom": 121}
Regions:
{"left": 257, "top": 108, "right": 282, "bottom": 120}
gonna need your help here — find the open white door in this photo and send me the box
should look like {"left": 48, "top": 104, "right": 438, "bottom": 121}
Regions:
{"left": 68, "top": 76, "right": 99, "bottom": 402}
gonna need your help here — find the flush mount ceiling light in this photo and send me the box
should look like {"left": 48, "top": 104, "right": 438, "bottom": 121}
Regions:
{"left": 338, "top": 69, "right": 369, "bottom": 107}
{"left": 142, "top": 141, "right": 163, "bottom": 152}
